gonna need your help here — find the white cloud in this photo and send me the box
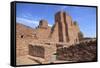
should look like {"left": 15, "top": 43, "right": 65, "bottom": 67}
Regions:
{"left": 17, "top": 17, "right": 53, "bottom": 28}
{"left": 48, "top": 24, "right": 53, "bottom": 27}
{"left": 22, "top": 13, "right": 33, "bottom": 19}
{"left": 16, "top": 17, "right": 39, "bottom": 28}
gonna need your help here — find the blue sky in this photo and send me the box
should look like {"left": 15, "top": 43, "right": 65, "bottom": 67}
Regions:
{"left": 16, "top": 3, "right": 96, "bottom": 38}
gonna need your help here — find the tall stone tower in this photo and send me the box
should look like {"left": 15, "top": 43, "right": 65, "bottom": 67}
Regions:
{"left": 51, "top": 11, "right": 80, "bottom": 44}
{"left": 55, "top": 11, "right": 71, "bottom": 42}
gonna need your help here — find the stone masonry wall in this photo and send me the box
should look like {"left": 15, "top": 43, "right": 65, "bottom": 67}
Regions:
{"left": 16, "top": 11, "right": 82, "bottom": 64}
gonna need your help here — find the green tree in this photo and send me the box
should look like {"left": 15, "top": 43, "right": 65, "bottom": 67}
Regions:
{"left": 78, "top": 31, "right": 84, "bottom": 41}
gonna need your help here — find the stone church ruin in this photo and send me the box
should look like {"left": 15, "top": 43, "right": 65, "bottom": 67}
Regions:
{"left": 16, "top": 11, "right": 96, "bottom": 65}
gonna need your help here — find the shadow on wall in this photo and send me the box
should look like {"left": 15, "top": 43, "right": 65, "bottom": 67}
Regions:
{"left": 28, "top": 45, "right": 45, "bottom": 58}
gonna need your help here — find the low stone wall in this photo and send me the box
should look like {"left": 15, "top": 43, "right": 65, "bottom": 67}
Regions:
{"left": 56, "top": 40, "right": 97, "bottom": 62}
{"left": 28, "top": 43, "right": 55, "bottom": 63}
{"left": 29, "top": 45, "right": 45, "bottom": 58}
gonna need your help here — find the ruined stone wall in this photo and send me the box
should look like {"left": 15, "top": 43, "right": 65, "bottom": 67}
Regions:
{"left": 67, "top": 22, "right": 80, "bottom": 44}
{"left": 28, "top": 44, "right": 55, "bottom": 63}
{"left": 16, "top": 11, "right": 82, "bottom": 64}
{"left": 51, "top": 11, "right": 80, "bottom": 45}
{"left": 50, "top": 22, "right": 59, "bottom": 42}
{"left": 56, "top": 40, "right": 96, "bottom": 62}
{"left": 16, "top": 23, "right": 35, "bottom": 57}
{"left": 29, "top": 45, "right": 45, "bottom": 58}
{"left": 36, "top": 20, "right": 51, "bottom": 41}
{"left": 16, "top": 38, "right": 28, "bottom": 57}
{"left": 63, "top": 12, "right": 80, "bottom": 44}
{"left": 16, "top": 11, "right": 81, "bottom": 47}
{"left": 54, "top": 11, "right": 69, "bottom": 42}
{"left": 36, "top": 28, "right": 51, "bottom": 40}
